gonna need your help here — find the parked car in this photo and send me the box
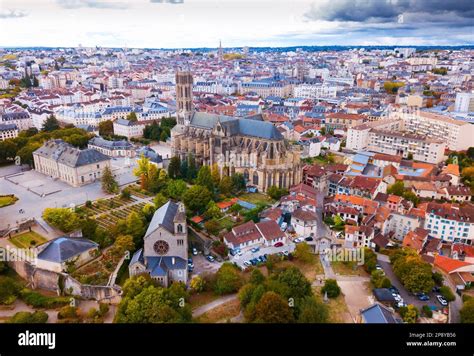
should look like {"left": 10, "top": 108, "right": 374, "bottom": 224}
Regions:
{"left": 250, "top": 258, "right": 259, "bottom": 266}
{"left": 375, "top": 264, "right": 383, "bottom": 271}
{"left": 389, "top": 286, "right": 399, "bottom": 294}
{"left": 416, "top": 293, "right": 430, "bottom": 301}
{"left": 237, "top": 251, "right": 243, "bottom": 257}
{"left": 188, "top": 266, "right": 193, "bottom": 272}
{"left": 274, "top": 242, "right": 284, "bottom": 247}
{"left": 432, "top": 286, "right": 441, "bottom": 293}
{"left": 283, "top": 250, "right": 289, "bottom": 256}
{"left": 394, "top": 301, "right": 407, "bottom": 309}
{"left": 280, "top": 222, "right": 288, "bottom": 231}
{"left": 192, "top": 248, "right": 198, "bottom": 256}
{"left": 206, "top": 255, "right": 215, "bottom": 262}
{"left": 229, "top": 248, "right": 237, "bottom": 256}
{"left": 294, "top": 237, "right": 304, "bottom": 243}
{"left": 436, "top": 295, "right": 448, "bottom": 306}
{"left": 187, "top": 262, "right": 194, "bottom": 269}
{"left": 188, "top": 258, "right": 193, "bottom": 264}
{"left": 305, "top": 236, "right": 314, "bottom": 241}
{"left": 251, "top": 247, "right": 260, "bottom": 253}
{"left": 243, "top": 261, "right": 252, "bottom": 267}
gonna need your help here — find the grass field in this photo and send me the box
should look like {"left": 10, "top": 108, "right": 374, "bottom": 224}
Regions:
{"left": 331, "top": 261, "right": 368, "bottom": 277}
{"left": 0, "top": 195, "right": 18, "bottom": 208}
{"left": 279, "top": 256, "right": 324, "bottom": 281}
{"left": 9, "top": 231, "right": 48, "bottom": 249}
{"left": 195, "top": 299, "right": 241, "bottom": 323}
{"left": 189, "top": 291, "right": 221, "bottom": 310}
{"left": 313, "top": 286, "right": 352, "bottom": 323}
{"left": 238, "top": 192, "right": 274, "bottom": 206}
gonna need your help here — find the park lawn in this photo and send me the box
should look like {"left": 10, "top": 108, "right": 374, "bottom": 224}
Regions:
{"left": 331, "top": 260, "right": 368, "bottom": 277}
{"left": 238, "top": 193, "right": 274, "bottom": 206}
{"left": 0, "top": 195, "right": 18, "bottom": 208}
{"left": 9, "top": 231, "right": 47, "bottom": 249}
{"left": 195, "top": 299, "right": 241, "bottom": 323}
{"left": 189, "top": 291, "right": 221, "bottom": 310}
{"left": 313, "top": 286, "right": 352, "bottom": 323}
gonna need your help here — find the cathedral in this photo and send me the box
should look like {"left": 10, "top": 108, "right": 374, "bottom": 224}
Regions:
{"left": 171, "top": 70, "right": 302, "bottom": 192}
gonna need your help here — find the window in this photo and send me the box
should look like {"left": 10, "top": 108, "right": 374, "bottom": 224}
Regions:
{"left": 97, "top": 164, "right": 100, "bottom": 169}
{"left": 177, "top": 224, "right": 183, "bottom": 233}
{"left": 177, "top": 239, "right": 184, "bottom": 246}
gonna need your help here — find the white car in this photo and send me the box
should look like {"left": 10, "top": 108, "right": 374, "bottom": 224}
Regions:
{"left": 437, "top": 295, "right": 448, "bottom": 306}
{"left": 237, "top": 251, "right": 243, "bottom": 257}
{"left": 280, "top": 222, "right": 287, "bottom": 231}
{"left": 192, "top": 248, "right": 198, "bottom": 256}
{"left": 243, "top": 261, "right": 252, "bottom": 267}
{"left": 294, "top": 237, "right": 304, "bottom": 243}
{"left": 283, "top": 250, "right": 289, "bottom": 256}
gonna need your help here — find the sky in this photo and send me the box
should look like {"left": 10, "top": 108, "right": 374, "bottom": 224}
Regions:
{"left": 0, "top": 0, "right": 473, "bottom": 48}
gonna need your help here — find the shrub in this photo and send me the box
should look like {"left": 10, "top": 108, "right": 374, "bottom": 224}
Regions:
{"left": 20, "top": 289, "right": 70, "bottom": 309}
{"left": 321, "top": 279, "right": 341, "bottom": 298}
{"left": 7, "top": 311, "right": 48, "bottom": 323}
{"left": 0, "top": 276, "right": 21, "bottom": 305}
{"left": 422, "top": 305, "right": 433, "bottom": 318}
{"left": 439, "top": 286, "right": 456, "bottom": 302}
{"left": 214, "top": 263, "right": 242, "bottom": 295}
{"left": 57, "top": 306, "right": 80, "bottom": 320}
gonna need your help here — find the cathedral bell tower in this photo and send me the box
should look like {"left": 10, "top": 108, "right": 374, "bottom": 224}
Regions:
{"left": 175, "top": 70, "right": 194, "bottom": 125}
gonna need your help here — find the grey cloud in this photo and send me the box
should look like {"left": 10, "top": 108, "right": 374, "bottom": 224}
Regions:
{"left": 305, "top": 0, "right": 474, "bottom": 23}
{"left": 56, "top": 0, "right": 129, "bottom": 9}
{"left": 0, "top": 9, "right": 28, "bottom": 19}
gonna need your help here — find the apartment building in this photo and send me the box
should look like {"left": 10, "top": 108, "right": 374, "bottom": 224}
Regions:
{"left": 88, "top": 137, "right": 136, "bottom": 158}
{"left": 394, "top": 110, "right": 474, "bottom": 151}
{"left": 293, "top": 84, "right": 337, "bottom": 99}
{"left": 1, "top": 112, "right": 33, "bottom": 131}
{"left": 325, "top": 113, "right": 366, "bottom": 131}
{"left": 424, "top": 202, "right": 474, "bottom": 244}
{"left": 368, "top": 130, "right": 445, "bottom": 164}
{"left": 240, "top": 79, "right": 293, "bottom": 97}
{"left": 454, "top": 92, "right": 474, "bottom": 113}
{"left": 113, "top": 118, "right": 157, "bottom": 140}
{"left": 346, "top": 119, "right": 404, "bottom": 151}
{"left": 0, "top": 123, "right": 19, "bottom": 141}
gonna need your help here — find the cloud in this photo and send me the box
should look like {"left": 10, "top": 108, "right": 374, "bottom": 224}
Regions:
{"left": 0, "top": 9, "right": 28, "bottom": 19}
{"left": 150, "top": 0, "right": 184, "bottom": 3}
{"left": 305, "top": 0, "right": 474, "bottom": 23}
{"left": 56, "top": 0, "right": 129, "bottom": 9}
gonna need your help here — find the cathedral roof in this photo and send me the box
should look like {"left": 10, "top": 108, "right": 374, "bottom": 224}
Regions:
{"left": 189, "top": 111, "right": 283, "bottom": 140}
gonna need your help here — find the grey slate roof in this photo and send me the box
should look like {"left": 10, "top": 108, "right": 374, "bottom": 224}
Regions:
{"left": 361, "top": 303, "right": 399, "bottom": 323}
{"left": 189, "top": 112, "right": 283, "bottom": 140}
{"left": 89, "top": 136, "right": 132, "bottom": 150}
{"left": 37, "top": 236, "right": 98, "bottom": 263}
{"left": 144, "top": 200, "right": 178, "bottom": 237}
{"left": 34, "top": 139, "right": 110, "bottom": 168}
{"left": 0, "top": 123, "right": 18, "bottom": 131}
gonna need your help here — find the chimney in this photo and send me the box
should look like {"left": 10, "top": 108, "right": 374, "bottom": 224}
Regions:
{"left": 172, "top": 257, "right": 175, "bottom": 265}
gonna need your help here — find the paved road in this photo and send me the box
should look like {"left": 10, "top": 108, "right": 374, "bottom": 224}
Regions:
{"left": 192, "top": 294, "right": 238, "bottom": 318}
{"left": 377, "top": 257, "right": 447, "bottom": 312}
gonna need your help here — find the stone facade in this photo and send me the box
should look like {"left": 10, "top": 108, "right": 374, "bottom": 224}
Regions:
{"left": 171, "top": 111, "right": 302, "bottom": 192}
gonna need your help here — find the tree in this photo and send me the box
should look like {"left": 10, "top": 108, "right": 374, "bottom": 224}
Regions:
{"left": 183, "top": 185, "right": 212, "bottom": 213}
{"left": 218, "top": 176, "right": 233, "bottom": 196}
{"left": 65, "top": 134, "right": 89, "bottom": 148}
{"left": 297, "top": 296, "right": 329, "bottom": 323}
{"left": 231, "top": 173, "right": 246, "bottom": 193}
{"left": 239, "top": 283, "right": 257, "bottom": 308}
{"left": 43, "top": 208, "right": 80, "bottom": 233}
{"left": 439, "top": 286, "right": 455, "bottom": 302}
{"left": 112, "top": 235, "right": 135, "bottom": 256}
{"left": 204, "top": 201, "right": 222, "bottom": 220}
{"left": 126, "top": 212, "right": 145, "bottom": 245}
{"left": 57, "top": 306, "right": 80, "bottom": 321}
{"left": 400, "top": 304, "right": 418, "bottom": 323}
{"left": 166, "top": 179, "right": 187, "bottom": 200}
{"left": 250, "top": 269, "right": 265, "bottom": 285}
{"left": 293, "top": 242, "right": 313, "bottom": 264}
{"left": 460, "top": 298, "right": 474, "bottom": 323}
{"left": 148, "top": 166, "right": 168, "bottom": 194}
{"left": 127, "top": 112, "right": 138, "bottom": 122}
{"left": 211, "top": 163, "right": 221, "bottom": 186}
{"left": 17, "top": 142, "right": 41, "bottom": 166}
{"left": 383, "top": 81, "right": 404, "bottom": 94}
{"left": 197, "top": 165, "right": 214, "bottom": 192}
{"left": 267, "top": 186, "right": 288, "bottom": 200}
{"left": 321, "top": 279, "right": 341, "bottom": 298}
{"left": 190, "top": 276, "right": 205, "bottom": 293}
{"left": 153, "top": 193, "right": 167, "bottom": 209}
{"left": 392, "top": 249, "right": 434, "bottom": 293}
{"left": 101, "top": 166, "right": 119, "bottom": 194}
{"left": 214, "top": 263, "right": 242, "bottom": 295}
{"left": 254, "top": 291, "right": 294, "bottom": 323}
{"left": 42, "top": 114, "right": 60, "bottom": 132}
{"left": 371, "top": 270, "right": 391, "bottom": 289}
{"left": 204, "top": 219, "right": 220, "bottom": 236}
{"left": 133, "top": 155, "right": 152, "bottom": 190}
{"left": 363, "top": 248, "right": 377, "bottom": 273}
{"left": 142, "top": 203, "right": 156, "bottom": 221}
{"left": 387, "top": 181, "right": 405, "bottom": 196}
{"left": 432, "top": 272, "right": 444, "bottom": 286}
{"left": 115, "top": 283, "right": 191, "bottom": 323}
{"left": 277, "top": 267, "right": 312, "bottom": 300}
{"left": 0, "top": 276, "right": 21, "bottom": 305}
{"left": 98, "top": 120, "right": 114, "bottom": 137}
{"left": 168, "top": 156, "right": 181, "bottom": 179}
